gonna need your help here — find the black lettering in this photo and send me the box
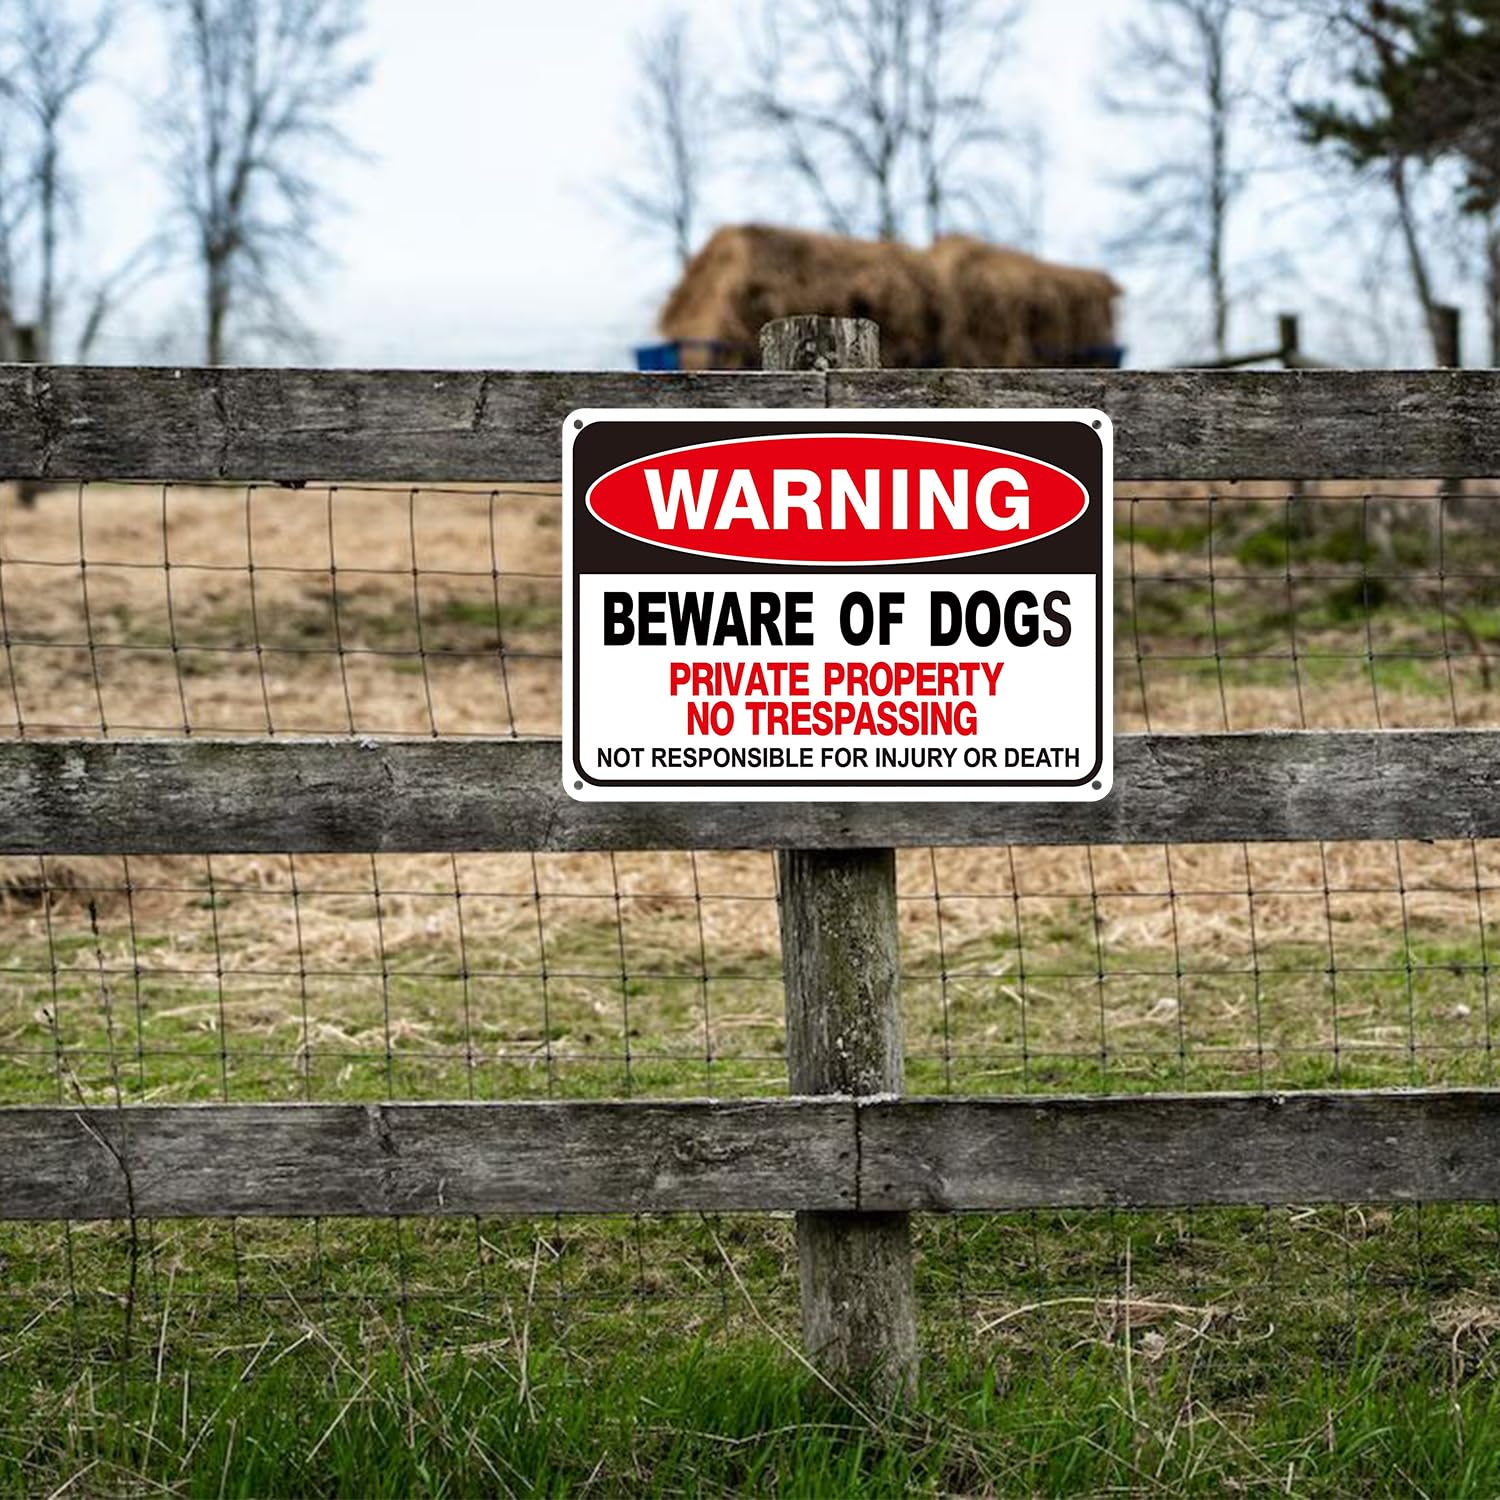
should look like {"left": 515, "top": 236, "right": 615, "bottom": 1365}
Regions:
{"left": 786, "top": 592, "right": 814, "bottom": 646}
{"left": 605, "top": 591, "right": 819, "bottom": 647}
{"left": 967, "top": 592, "right": 1002, "bottom": 647}
{"left": 749, "top": 592, "right": 782, "bottom": 645}
{"left": 637, "top": 592, "right": 667, "bottom": 645}
{"left": 1002, "top": 589, "right": 1039, "bottom": 647}
{"left": 877, "top": 592, "right": 904, "bottom": 644}
{"left": 669, "top": 592, "right": 712, "bottom": 643}
{"left": 931, "top": 591, "right": 960, "bottom": 646}
{"left": 604, "top": 593, "right": 634, "bottom": 644}
{"left": 1043, "top": 590, "right": 1072, "bottom": 645}
{"left": 841, "top": 591, "right": 873, "bottom": 645}
{"left": 712, "top": 593, "right": 747, "bottom": 645}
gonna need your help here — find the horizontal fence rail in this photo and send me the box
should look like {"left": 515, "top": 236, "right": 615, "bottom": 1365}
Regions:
{"left": 7, "top": 1089, "right": 1500, "bottom": 1220}
{"left": 0, "top": 730, "right": 1495, "bottom": 852}
{"left": 1, "top": 365, "right": 1499, "bottom": 480}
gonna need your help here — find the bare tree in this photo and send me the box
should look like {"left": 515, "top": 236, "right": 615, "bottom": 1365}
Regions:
{"left": 740, "top": 0, "right": 1024, "bottom": 245}
{"left": 1104, "top": 0, "right": 1257, "bottom": 361}
{"left": 155, "top": 0, "right": 370, "bottom": 366}
{"left": 912, "top": 0, "right": 1023, "bottom": 241}
{"left": 613, "top": 11, "right": 714, "bottom": 270}
{"left": 10, "top": 0, "right": 114, "bottom": 355}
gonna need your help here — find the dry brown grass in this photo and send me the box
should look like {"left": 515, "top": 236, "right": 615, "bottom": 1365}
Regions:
{"left": 0, "top": 480, "right": 564, "bottom": 739}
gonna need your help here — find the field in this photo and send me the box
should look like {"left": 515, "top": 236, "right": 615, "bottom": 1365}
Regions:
{"left": 6, "top": 478, "right": 1500, "bottom": 1494}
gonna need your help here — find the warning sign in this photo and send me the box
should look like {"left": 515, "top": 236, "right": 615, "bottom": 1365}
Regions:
{"left": 563, "top": 409, "right": 1111, "bottom": 802}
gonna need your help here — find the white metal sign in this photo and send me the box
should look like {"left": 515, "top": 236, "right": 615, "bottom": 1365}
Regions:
{"left": 563, "top": 409, "right": 1111, "bottom": 802}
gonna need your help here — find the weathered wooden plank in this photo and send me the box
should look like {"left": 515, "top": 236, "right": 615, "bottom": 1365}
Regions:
{"left": 0, "top": 366, "right": 823, "bottom": 483}
{"left": 830, "top": 367, "right": 1500, "bottom": 479}
{"left": 0, "top": 1099, "right": 856, "bottom": 1219}
{"left": 858, "top": 1090, "right": 1500, "bottom": 1209}
{"left": 10, "top": 1090, "right": 1500, "bottom": 1219}
{"left": 0, "top": 365, "right": 1497, "bottom": 482}
{"left": 0, "top": 730, "right": 1496, "bottom": 854}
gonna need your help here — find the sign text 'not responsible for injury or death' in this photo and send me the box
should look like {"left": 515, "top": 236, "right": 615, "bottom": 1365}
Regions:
{"left": 563, "top": 412, "right": 1112, "bottom": 802}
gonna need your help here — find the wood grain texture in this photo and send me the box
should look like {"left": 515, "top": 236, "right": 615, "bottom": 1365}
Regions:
{"left": 0, "top": 730, "right": 1495, "bottom": 854}
{"left": 760, "top": 315, "right": 881, "bottom": 372}
{"left": 0, "top": 366, "right": 824, "bottom": 483}
{"left": 779, "top": 849, "right": 904, "bottom": 1097}
{"left": 10, "top": 1090, "right": 1500, "bottom": 1220}
{"left": 0, "top": 1099, "right": 856, "bottom": 1219}
{"left": 829, "top": 367, "right": 1500, "bottom": 479}
{"left": 796, "top": 1210, "right": 917, "bottom": 1387}
{"left": 778, "top": 850, "right": 916, "bottom": 1391}
{"left": 858, "top": 1091, "right": 1500, "bottom": 1209}
{"left": 0, "top": 365, "right": 1496, "bottom": 481}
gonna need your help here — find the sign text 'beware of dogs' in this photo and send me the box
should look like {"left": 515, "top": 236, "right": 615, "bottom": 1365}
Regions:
{"left": 563, "top": 409, "right": 1112, "bottom": 802}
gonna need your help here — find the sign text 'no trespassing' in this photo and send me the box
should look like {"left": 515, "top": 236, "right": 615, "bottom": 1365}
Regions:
{"left": 563, "top": 409, "right": 1112, "bottom": 803}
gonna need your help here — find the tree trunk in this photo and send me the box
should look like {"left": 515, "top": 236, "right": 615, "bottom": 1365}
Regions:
{"left": 38, "top": 134, "right": 57, "bottom": 358}
{"left": 1487, "top": 219, "right": 1500, "bottom": 367}
{"left": 1206, "top": 16, "right": 1229, "bottom": 362}
{"left": 1390, "top": 157, "right": 1443, "bottom": 363}
{"left": 206, "top": 265, "right": 228, "bottom": 367}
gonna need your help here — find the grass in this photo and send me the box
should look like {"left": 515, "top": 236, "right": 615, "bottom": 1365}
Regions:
{"left": 8, "top": 1263, "right": 1500, "bottom": 1495}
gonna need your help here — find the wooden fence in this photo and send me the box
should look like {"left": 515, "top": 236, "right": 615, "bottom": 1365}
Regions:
{"left": 4, "top": 321, "right": 1500, "bottom": 1395}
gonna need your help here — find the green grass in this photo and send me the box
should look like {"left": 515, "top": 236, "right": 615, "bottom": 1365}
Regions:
{"left": 9, "top": 1301, "right": 1500, "bottom": 1496}
{"left": 1112, "top": 502, "right": 1500, "bottom": 718}
{"left": 434, "top": 595, "right": 563, "bottom": 636}
{"left": 7, "top": 865, "right": 1500, "bottom": 1106}
{"left": 1126, "top": 518, "right": 1213, "bottom": 555}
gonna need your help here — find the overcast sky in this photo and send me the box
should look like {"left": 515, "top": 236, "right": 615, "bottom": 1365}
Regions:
{"left": 71, "top": 0, "right": 1453, "bottom": 370}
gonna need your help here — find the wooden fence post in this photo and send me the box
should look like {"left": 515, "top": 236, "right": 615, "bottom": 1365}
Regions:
{"left": 13, "top": 323, "right": 41, "bottom": 507}
{"left": 1277, "top": 313, "right": 1300, "bottom": 367}
{"left": 1434, "top": 304, "right": 1462, "bottom": 368}
{"left": 760, "top": 314, "right": 919, "bottom": 1399}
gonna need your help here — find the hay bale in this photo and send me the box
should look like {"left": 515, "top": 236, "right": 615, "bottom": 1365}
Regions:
{"left": 926, "top": 235, "right": 1121, "bottom": 368}
{"left": 658, "top": 224, "right": 945, "bottom": 369}
{"left": 657, "top": 224, "right": 1120, "bottom": 369}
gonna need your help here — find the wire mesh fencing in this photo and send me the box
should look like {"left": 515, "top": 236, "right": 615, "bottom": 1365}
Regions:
{"left": 0, "top": 482, "right": 560, "bottom": 740}
{"left": 4, "top": 476, "right": 1500, "bottom": 1103}
{"left": 6, "top": 475, "right": 1500, "bottom": 1413}
{"left": 4, "top": 477, "right": 1499, "bottom": 740}
{"left": 4, "top": 838, "right": 1500, "bottom": 1112}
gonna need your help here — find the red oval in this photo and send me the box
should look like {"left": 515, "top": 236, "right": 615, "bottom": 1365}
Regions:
{"left": 585, "top": 433, "right": 1089, "bottom": 565}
